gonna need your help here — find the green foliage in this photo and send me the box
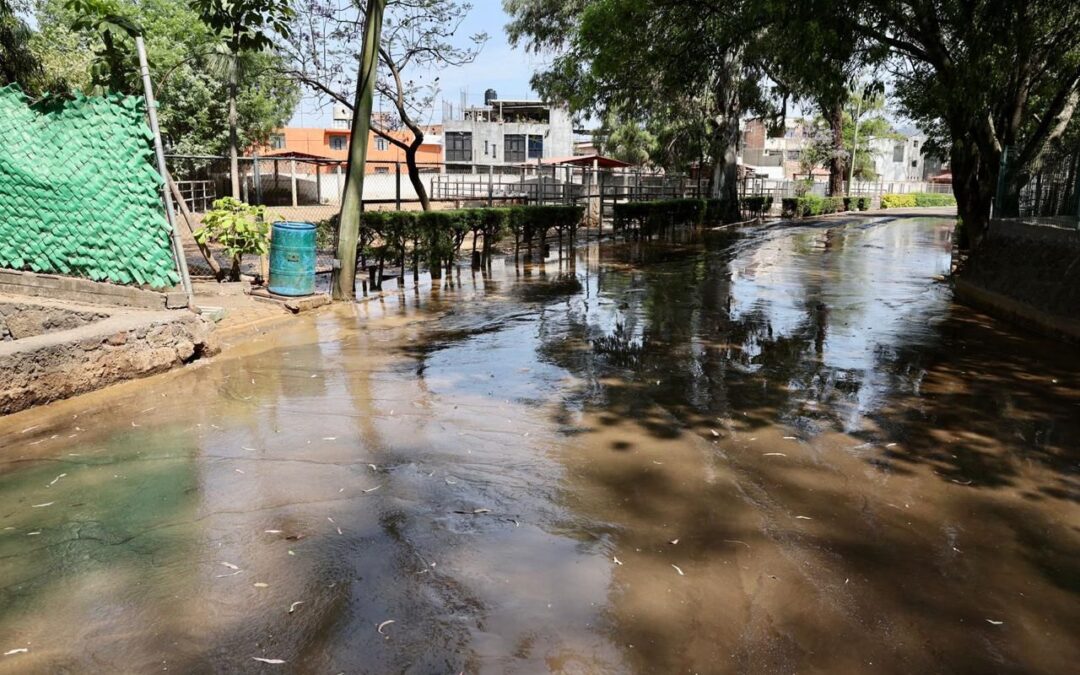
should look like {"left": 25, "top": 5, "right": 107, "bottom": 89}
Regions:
{"left": 613, "top": 199, "right": 709, "bottom": 234}
{"left": 65, "top": 0, "right": 140, "bottom": 93}
{"left": 1, "top": 0, "right": 45, "bottom": 94}
{"left": 348, "top": 204, "right": 585, "bottom": 279}
{"left": 842, "top": 196, "right": 871, "bottom": 211}
{"left": 193, "top": 197, "right": 273, "bottom": 278}
{"left": 781, "top": 195, "right": 847, "bottom": 218}
{"left": 740, "top": 195, "right": 774, "bottom": 218}
{"left": 596, "top": 111, "right": 657, "bottom": 166}
{"left": 33, "top": 0, "right": 298, "bottom": 155}
{"left": 880, "top": 192, "right": 956, "bottom": 209}
{"left": 191, "top": 0, "right": 293, "bottom": 53}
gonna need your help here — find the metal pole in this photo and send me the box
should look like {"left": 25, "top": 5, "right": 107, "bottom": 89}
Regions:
{"left": 135, "top": 35, "right": 192, "bottom": 301}
{"left": 488, "top": 164, "right": 494, "bottom": 207}
{"left": 290, "top": 159, "right": 298, "bottom": 207}
{"left": 395, "top": 162, "right": 401, "bottom": 210}
{"left": 253, "top": 151, "right": 262, "bottom": 205}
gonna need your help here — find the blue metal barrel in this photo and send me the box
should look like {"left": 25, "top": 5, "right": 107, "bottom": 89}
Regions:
{"left": 268, "top": 221, "right": 316, "bottom": 296}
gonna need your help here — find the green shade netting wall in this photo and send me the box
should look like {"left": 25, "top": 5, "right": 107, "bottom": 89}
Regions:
{"left": 0, "top": 84, "right": 179, "bottom": 288}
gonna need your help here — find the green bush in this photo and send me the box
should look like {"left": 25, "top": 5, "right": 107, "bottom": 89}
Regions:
{"left": 740, "top": 195, "right": 774, "bottom": 218}
{"left": 613, "top": 198, "right": 710, "bottom": 234}
{"left": 841, "top": 196, "right": 871, "bottom": 211}
{"left": 350, "top": 204, "right": 584, "bottom": 283}
{"left": 880, "top": 192, "right": 956, "bottom": 209}
{"left": 780, "top": 194, "right": 846, "bottom": 218}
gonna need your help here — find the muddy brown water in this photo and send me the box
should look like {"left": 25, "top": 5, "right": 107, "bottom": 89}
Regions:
{"left": 1, "top": 216, "right": 1078, "bottom": 674}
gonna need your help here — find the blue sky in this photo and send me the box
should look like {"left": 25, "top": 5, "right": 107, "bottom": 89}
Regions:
{"left": 289, "top": 0, "right": 548, "bottom": 128}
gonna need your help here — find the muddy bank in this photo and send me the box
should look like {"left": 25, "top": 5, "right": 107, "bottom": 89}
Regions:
{"left": 0, "top": 300, "right": 217, "bottom": 415}
{"left": 0, "top": 216, "right": 1076, "bottom": 673}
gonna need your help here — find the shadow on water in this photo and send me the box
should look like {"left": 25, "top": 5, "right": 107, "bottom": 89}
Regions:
{"left": 0, "top": 216, "right": 1077, "bottom": 673}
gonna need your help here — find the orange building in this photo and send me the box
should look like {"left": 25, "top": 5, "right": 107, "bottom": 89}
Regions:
{"left": 259, "top": 126, "right": 442, "bottom": 174}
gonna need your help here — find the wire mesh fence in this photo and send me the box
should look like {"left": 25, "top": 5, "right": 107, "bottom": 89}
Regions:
{"left": 164, "top": 153, "right": 959, "bottom": 281}
{"left": 995, "top": 145, "right": 1080, "bottom": 225}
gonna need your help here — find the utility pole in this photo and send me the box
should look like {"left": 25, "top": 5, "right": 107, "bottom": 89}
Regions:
{"left": 136, "top": 35, "right": 193, "bottom": 302}
{"left": 333, "top": 0, "right": 387, "bottom": 300}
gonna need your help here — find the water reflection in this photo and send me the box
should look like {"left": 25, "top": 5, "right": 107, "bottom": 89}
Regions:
{"left": 0, "top": 216, "right": 1076, "bottom": 674}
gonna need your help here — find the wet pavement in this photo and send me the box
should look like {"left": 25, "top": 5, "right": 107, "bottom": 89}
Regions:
{"left": 1, "top": 216, "right": 1077, "bottom": 674}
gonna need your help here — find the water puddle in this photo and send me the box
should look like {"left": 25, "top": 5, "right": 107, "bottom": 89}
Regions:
{"left": 1, "top": 217, "right": 1077, "bottom": 673}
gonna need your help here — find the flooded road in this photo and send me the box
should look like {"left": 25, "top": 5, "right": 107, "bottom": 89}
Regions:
{"left": 1, "top": 216, "right": 1078, "bottom": 674}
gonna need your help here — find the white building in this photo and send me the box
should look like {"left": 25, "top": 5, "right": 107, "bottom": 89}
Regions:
{"left": 442, "top": 91, "right": 574, "bottom": 172}
{"left": 868, "top": 134, "right": 926, "bottom": 182}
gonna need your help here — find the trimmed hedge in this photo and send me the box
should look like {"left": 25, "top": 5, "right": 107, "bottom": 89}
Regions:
{"left": 843, "top": 196, "right": 871, "bottom": 211}
{"left": 741, "top": 195, "right": 774, "bottom": 218}
{"left": 781, "top": 195, "right": 847, "bottom": 218}
{"left": 613, "top": 198, "right": 708, "bottom": 236}
{"left": 613, "top": 196, "right": 769, "bottom": 236}
{"left": 880, "top": 192, "right": 957, "bottom": 208}
{"left": 315, "top": 204, "right": 584, "bottom": 286}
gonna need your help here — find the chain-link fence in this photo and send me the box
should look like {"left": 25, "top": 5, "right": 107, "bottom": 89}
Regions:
{"left": 994, "top": 145, "right": 1080, "bottom": 225}
{"left": 166, "top": 156, "right": 721, "bottom": 279}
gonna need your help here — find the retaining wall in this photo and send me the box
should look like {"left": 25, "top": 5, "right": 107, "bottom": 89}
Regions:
{"left": 0, "top": 306, "right": 218, "bottom": 415}
{"left": 957, "top": 220, "right": 1080, "bottom": 341}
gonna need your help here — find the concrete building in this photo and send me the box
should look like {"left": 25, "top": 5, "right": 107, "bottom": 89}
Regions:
{"left": 441, "top": 91, "right": 574, "bottom": 173}
{"left": 739, "top": 117, "right": 827, "bottom": 181}
{"left": 868, "top": 134, "right": 926, "bottom": 182}
{"left": 741, "top": 117, "right": 939, "bottom": 183}
{"left": 261, "top": 104, "right": 443, "bottom": 174}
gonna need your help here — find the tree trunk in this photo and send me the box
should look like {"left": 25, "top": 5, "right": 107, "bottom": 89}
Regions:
{"left": 950, "top": 136, "right": 995, "bottom": 250}
{"left": 228, "top": 55, "right": 240, "bottom": 199}
{"left": 708, "top": 51, "right": 742, "bottom": 223}
{"left": 333, "top": 0, "right": 386, "bottom": 300}
{"left": 827, "top": 100, "right": 845, "bottom": 196}
{"left": 404, "top": 146, "right": 430, "bottom": 210}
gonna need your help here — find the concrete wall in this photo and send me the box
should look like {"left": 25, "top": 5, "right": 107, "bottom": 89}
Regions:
{"left": 957, "top": 219, "right": 1080, "bottom": 341}
{"left": 1, "top": 301, "right": 108, "bottom": 341}
{"left": 0, "top": 308, "right": 218, "bottom": 415}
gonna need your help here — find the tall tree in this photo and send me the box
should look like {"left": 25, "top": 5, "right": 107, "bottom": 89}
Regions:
{"left": 846, "top": 0, "right": 1080, "bottom": 245}
{"left": 192, "top": 0, "right": 294, "bottom": 198}
{"left": 38, "top": 0, "right": 298, "bottom": 156}
{"left": 0, "top": 0, "right": 45, "bottom": 93}
{"left": 507, "top": 0, "right": 769, "bottom": 222}
{"left": 283, "top": 0, "right": 486, "bottom": 210}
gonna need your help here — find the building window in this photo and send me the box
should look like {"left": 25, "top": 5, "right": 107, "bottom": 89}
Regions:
{"left": 269, "top": 134, "right": 286, "bottom": 150}
{"left": 374, "top": 166, "right": 389, "bottom": 174}
{"left": 375, "top": 137, "right": 388, "bottom": 151}
{"left": 329, "top": 135, "right": 348, "bottom": 151}
{"left": 527, "top": 134, "right": 544, "bottom": 160}
{"left": 786, "top": 150, "right": 801, "bottom": 160}
{"left": 893, "top": 143, "right": 905, "bottom": 162}
{"left": 505, "top": 134, "right": 526, "bottom": 163}
{"left": 446, "top": 132, "right": 472, "bottom": 162}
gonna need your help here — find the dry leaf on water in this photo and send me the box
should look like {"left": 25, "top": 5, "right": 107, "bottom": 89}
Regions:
{"left": 377, "top": 620, "right": 396, "bottom": 635}
{"left": 252, "top": 657, "right": 286, "bottom": 664}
